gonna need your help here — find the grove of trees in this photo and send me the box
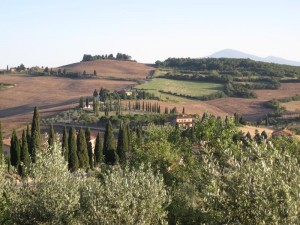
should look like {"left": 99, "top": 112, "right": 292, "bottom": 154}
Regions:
{"left": 1, "top": 108, "right": 300, "bottom": 224}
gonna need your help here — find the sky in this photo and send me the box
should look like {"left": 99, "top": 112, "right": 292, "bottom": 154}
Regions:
{"left": 0, "top": 0, "right": 299, "bottom": 68}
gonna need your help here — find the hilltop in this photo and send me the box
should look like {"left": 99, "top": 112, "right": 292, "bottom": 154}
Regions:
{"left": 57, "top": 59, "right": 155, "bottom": 80}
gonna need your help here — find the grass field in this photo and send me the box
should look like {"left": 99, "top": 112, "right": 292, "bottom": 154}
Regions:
{"left": 136, "top": 78, "right": 223, "bottom": 101}
{"left": 0, "top": 83, "right": 15, "bottom": 90}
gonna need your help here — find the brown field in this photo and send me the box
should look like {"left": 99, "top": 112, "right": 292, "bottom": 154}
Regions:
{"left": 0, "top": 74, "right": 135, "bottom": 136}
{"left": 58, "top": 60, "right": 155, "bottom": 80}
{"left": 1, "top": 69, "right": 300, "bottom": 139}
{"left": 206, "top": 83, "right": 300, "bottom": 121}
{"left": 239, "top": 125, "right": 274, "bottom": 137}
{"left": 281, "top": 101, "right": 300, "bottom": 112}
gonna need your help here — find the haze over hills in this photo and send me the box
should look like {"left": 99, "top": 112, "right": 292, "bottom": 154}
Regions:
{"left": 209, "top": 49, "right": 300, "bottom": 66}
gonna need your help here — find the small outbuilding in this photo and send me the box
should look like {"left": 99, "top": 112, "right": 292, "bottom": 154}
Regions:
{"left": 271, "top": 128, "right": 294, "bottom": 137}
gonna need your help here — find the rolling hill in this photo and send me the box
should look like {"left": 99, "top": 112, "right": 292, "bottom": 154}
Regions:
{"left": 57, "top": 60, "right": 155, "bottom": 80}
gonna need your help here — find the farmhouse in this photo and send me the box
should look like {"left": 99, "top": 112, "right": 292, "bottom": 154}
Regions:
{"left": 174, "top": 114, "right": 194, "bottom": 128}
{"left": 118, "top": 89, "right": 133, "bottom": 97}
{"left": 271, "top": 128, "right": 294, "bottom": 137}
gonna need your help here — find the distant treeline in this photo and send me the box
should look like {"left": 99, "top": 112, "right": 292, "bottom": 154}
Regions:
{"left": 82, "top": 53, "right": 134, "bottom": 62}
{"left": 29, "top": 67, "right": 97, "bottom": 78}
{"left": 156, "top": 58, "right": 300, "bottom": 77}
{"left": 158, "top": 90, "right": 226, "bottom": 101}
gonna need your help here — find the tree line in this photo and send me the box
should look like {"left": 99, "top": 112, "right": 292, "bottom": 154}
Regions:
{"left": 156, "top": 57, "right": 300, "bottom": 78}
{"left": 82, "top": 53, "right": 133, "bottom": 62}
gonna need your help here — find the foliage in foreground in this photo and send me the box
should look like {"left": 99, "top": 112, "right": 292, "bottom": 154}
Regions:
{"left": 4, "top": 140, "right": 169, "bottom": 224}
{"left": 132, "top": 118, "right": 300, "bottom": 224}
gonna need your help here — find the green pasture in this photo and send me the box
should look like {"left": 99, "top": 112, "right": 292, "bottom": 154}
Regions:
{"left": 136, "top": 78, "right": 223, "bottom": 101}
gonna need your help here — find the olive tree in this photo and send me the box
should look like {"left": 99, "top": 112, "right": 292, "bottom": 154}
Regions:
{"left": 79, "top": 165, "right": 169, "bottom": 225}
{"left": 9, "top": 141, "right": 81, "bottom": 225}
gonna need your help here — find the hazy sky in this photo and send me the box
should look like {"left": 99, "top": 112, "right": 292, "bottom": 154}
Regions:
{"left": 0, "top": 0, "right": 299, "bottom": 68}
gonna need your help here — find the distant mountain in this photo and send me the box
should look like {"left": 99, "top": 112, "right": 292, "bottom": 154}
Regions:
{"left": 209, "top": 49, "right": 300, "bottom": 66}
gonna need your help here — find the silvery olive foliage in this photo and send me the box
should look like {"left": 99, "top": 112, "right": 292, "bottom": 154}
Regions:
{"left": 9, "top": 141, "right": 82, "bottom": 225}
{"left": 7, "top": 139, "right": 169, "bottom": 225}
{"left": 172, "top": 140, "right": 300, "bottom": 225}
{"left": 0, "top": 164, "right": 11, "bottom": 224}
{"left": 79, "top": 165, "right": 169, "bottom": 225}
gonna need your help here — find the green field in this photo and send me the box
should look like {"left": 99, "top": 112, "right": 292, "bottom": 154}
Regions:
{"left": 136, "top": 78, "right": 223, "bottom": 101}
{"left": 0, "top": 82, "right": 15, "bottom": 90}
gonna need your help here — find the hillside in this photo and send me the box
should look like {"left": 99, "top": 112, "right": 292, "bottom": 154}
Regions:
{"left": 156, "top": 57, "right": 300, "bottom": 77}
{"left": 57, "top": 60, "right": 155, "bottom": 80}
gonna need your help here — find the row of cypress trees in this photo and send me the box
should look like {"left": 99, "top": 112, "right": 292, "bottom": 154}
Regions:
{"left": 62, "top": 120, "right": 130, "bottom": 172}
{"left": 9, "top": 107, "right": 40, "bottom": 176}
{"left": 6, "top": 106, "right": 132, "bottom": 174}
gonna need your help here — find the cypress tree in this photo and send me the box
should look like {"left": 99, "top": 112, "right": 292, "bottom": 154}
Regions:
{"left": 85, "top": 97, "right": 89, "bottom": 108}
{"left": 182, "top": 107, "right": 185, "bottom": 114}
{"left": 126, "top": 124, "right": 132, "bottom": 152}
{"left": 77, "top": 128, "right": 90, "bottom": 169}
{"left": 103, "top": 121, "right": 117, "bottom": 165}
{"left": 10, "top": 129, "right": 20, "bottom": 167}
{"left": 31, "top": 106, "right": 40, "bottom": 162}
{"left": 0, "top": 122, "right": 3, "bottom": 165}
{"left": 62, "top": 126, "right": 68, "bottom": 161}
{"left": 48, "top": 124, "right": 55, "bottom": 147}
{"left": 7, "top": 156, "right": 11, "bottom": 173}
{"left": 94, "top": 132, "right": 103, "bottom": 167}
{"left": 85, "top": 127, "right": 93, "bottom": 169}
{"left": 79, "top": 97, "right": 84, "bottom": 108}
{"left": 93, "top": 89, "right": 98, "bottom": 97}
{"left": 68, "top": 127, "right": 79, "bottom": 172}
{"left": 164, "top": 107, "right": 168, "bottom": 114}
{"left": 26, "top": 124, "right": 31, "bottom": 152}
{"left": 20, "top": 129, "right": 30, "bottom": 176}
{"left": 117, "top": 124, "right": 129, "bottom": 165}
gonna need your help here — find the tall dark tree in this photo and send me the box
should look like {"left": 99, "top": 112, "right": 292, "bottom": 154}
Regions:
{"left": 31, "top": 106, "right": 40, "bottom": 162}
{"left": 261, "top": 130, "right": 268, "bottom": 140}
{"left": 79, "top": 97, "right": 84, "bottom": 108}
{"left": 93, "top": 89, "right": 98, "bottom": 97}
{"left": 182, "top": 107, "right": 185, "bottom": 114}
{"left": 117, "top": 124, "right": 129, "bottom": 165}
{"left": 93, "top": 97, "right": 99, "bottom": 116}
{"left": 94, "top": 132, "right": 103, "bottom": 167}
{"left": 10, "top": 129, "right": 20, "bottom": 167}
{"left": 0, "top": 122, "right": 4, "bottom": 165}
{"left": 48, "top": 124, "right": 55, "bottom": 147}
{"left": 245, "top": 131, "right": 252, "bottom": 140}
{"left": 103, "top": 121, "right": 117, "bottom": 165}
{"left": 77, "top": 128, "right": 90, "bottom": 169}
{"left": 164, "top": 107, "right": 169, "bottom": 114}
{"left": 85, "top": 127, "right": 93, "bottom": 169}
{"left": 85, "top": 97, "right": 89, "bottom": 108}
{"left": 62, "top": 126, "right": 68, "bottom": 161}
{"left": 26, "top": 125, "right": 31, "bottom": 151}
{"left": 20, "top": 129, "right": 30, "bottom": 176}
{"left": 68, "top": 127, "right": 79, "bottom": 172}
